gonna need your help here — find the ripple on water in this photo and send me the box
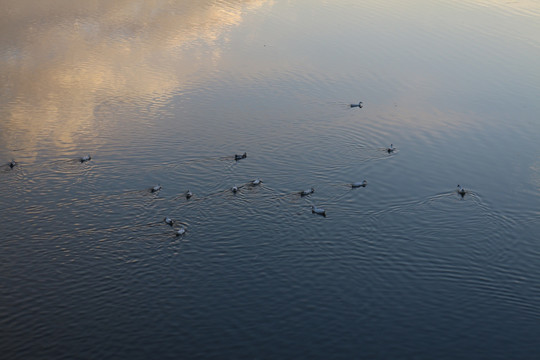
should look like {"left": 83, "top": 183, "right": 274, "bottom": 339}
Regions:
{"left": 2, "top": 0, "right": 540, "bottom": 358}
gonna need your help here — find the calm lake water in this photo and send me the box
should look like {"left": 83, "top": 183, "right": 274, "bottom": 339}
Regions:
{"left": 1, "top": 0, "right": 540, "bottom": 358}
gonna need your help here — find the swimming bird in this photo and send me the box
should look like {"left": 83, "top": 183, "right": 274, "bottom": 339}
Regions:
{"left": 235, "top": 152, "right": 247, "bottom": 160}
{"left": 231, "top": 185, "right": 238, "bottom": 193}
{"left": 176, "top": 226, "right": 186, "bottom": 236}
{"left": 311, "top": 205, "right": 326, "bottom": 217}
{"left": 8, "top": 160, "right": 15, "bottom": 169}
{"left": 185, "top": 190, "right": 193, "bottom": 199}
{"left": 352, "top": 180, "right": 368, "bottom": 188}
{"left": 387, "top": 144, "right": 395, "bottom": 153}
{"left": 252, "top": 178, "right": 262, "bottom": 185}
{"left": 80, "top": 155, "right": 92, "bottom": 162}
{"left": 350, "top": 101, "right": 363, "bottom": 108}
{"left": 457, "top": 185, "right": 466, "bottom": 196}
{"left": 301, "top": 188, "right": 315, "bottom": 196}
{"left": 151, "top": 185, "right": 162, "bottom": 193}
{"left": 164, "top": 217, "right": 174, "bottom": 226}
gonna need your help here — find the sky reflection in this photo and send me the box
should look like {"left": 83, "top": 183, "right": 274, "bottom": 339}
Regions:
{"left": 0, "top": 0, "right": 271, "bottom": 155}
{"left": 1, "top": 0, "right": 538, "bottom": 157}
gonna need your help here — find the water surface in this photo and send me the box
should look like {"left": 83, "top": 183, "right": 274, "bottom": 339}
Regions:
{"left": 1, "top": 0, "right": 540, "bottom": 358}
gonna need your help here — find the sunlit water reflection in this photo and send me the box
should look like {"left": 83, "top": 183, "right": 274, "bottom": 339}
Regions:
{"left": 1, "top": 0, "right": 540, "bottom": 359}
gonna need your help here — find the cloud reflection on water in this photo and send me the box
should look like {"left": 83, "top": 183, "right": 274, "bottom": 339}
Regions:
{"left": 0, "top": 0, "right": 271, "bottom": 155}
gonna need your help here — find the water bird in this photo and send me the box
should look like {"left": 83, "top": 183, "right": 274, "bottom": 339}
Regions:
{"left": 235, "top": 152, "right": 247, "bottom": 160}
{"left": 8, "top": 160, "right": 16, "bottom": 169}
{"left": 350, "top": 101, "right": 363, "bottom": 108}
{"left": 164, "top": 217, "right": 174, "bottom": 226}
{"left": 311, "top": 205, "right": 326, "bottom": 217}
{"left": 80, "top": 155, "right": 92, "bottom": 162}
{"left": 231, "top": 185, "right": 239, "bottom": 193}
{"left": 185, "top": 190, "right": 193, "bottom": 199}
{"left": 457, "top": 185, "right": 467, "bottom": 196}
{"left": 176, "top": 226, "right": 186, "bottom": 236}
{"left": 252, "top": 178, "right": 262, "bottom": 185}
{"left": 151, "top": 185, "right": 162, "bottom": 193}
{"left": 352, "top": 180, "right": 368, "bottom": 188}
{"left": 300, "top": 188, "right": 315, "bottom": 196}
{"left": 387, "top": 144, "right": 396, "bottom": 153}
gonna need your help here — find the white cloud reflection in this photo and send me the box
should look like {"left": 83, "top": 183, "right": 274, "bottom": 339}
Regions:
{"left": 0, "top": 0, "right": 270, "bottom": 154}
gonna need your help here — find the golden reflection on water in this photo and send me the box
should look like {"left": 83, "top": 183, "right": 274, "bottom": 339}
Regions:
{"left": 0, "top": 0, "right": 270, "bottom": 155}
{"left": 1, "top": 0, "right": 538, "bottom": 158}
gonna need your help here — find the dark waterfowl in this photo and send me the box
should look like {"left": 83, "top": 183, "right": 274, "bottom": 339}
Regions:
{"left": 235, "top": 152, "right": 247, "bottom": 160}
{"left": 457, "top": 185, "right": 466, "bottom": 196}
{"left": 252, "top": 178, "right": 262, "bottom": 185}
{"left": 9, "top": 160, "right": 16, "bottom": 169}
{"left": 231, "top": 185, "right": 239, "bottom": 193}
{"left": 80, "top": 155, "right": 92, "bottom": 162}
{"left": 311, "top": 205, "right": 326, "bottom": 217}
{"left": 350, "top": 101, "right": 363, "bottom": 108}
{"left": 387, "top": 144, "right": 395, "bottom": 153}
{"left": 185, "top": 190, "right": 193, "bottom": 199}
{"left": 351, "top": 180, "right": 368, "bottom": 188}
{"left": 301, "top": 188, "right": 315, "bottom": 196}
{"left": 164, "top": 217, "right": 174, "bottom": 226}
{"left": 151, "top": 185, "right": 162, "bottom": 193}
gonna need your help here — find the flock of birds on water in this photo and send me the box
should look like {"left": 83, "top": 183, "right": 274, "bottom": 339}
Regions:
{"left": 3, "top": 101, "right": 469, "bottom": 237}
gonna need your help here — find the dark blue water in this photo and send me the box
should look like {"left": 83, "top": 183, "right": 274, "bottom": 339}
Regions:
{"left": 1, "top": 0, "right": 540, "bottom": 358}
